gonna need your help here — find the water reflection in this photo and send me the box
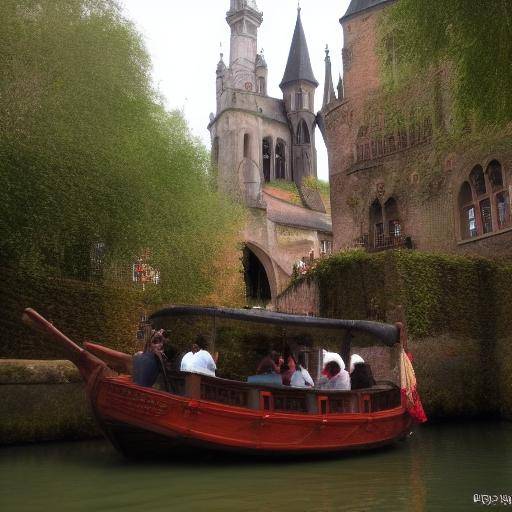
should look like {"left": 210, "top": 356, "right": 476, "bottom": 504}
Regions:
{"left": 1, "top": 422, "right": 511, "bottom": 512}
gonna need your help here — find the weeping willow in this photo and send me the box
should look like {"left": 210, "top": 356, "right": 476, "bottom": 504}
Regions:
{"left": 380, "top": 0, "right": 512, "bottom": 128}
{"left": 0, "top": 0, "right": 243, "bottom": 304}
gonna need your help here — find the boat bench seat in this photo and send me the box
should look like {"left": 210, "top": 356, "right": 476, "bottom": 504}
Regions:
{"left": 246, "top": 373, "right": 283, "bottom": 386}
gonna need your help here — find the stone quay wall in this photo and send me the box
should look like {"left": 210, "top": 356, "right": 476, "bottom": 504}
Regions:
{"left": 0, "top": 360, "right": 98, "bottom": 445}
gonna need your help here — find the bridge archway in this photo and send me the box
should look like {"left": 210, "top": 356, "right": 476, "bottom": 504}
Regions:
{"left": 242, "top": 243, "right": 277, "bottom": 305}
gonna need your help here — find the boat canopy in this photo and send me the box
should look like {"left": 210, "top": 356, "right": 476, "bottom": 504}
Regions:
{"left": 150, "top": 306, "right": 399, "bottom": 347}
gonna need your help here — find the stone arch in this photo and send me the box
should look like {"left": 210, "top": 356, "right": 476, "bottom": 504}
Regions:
{"left": 275, "top": 139, "right": 286, "bottom": 180}
{"left": 243, "top": 241, "right": 278, "bottom": 302}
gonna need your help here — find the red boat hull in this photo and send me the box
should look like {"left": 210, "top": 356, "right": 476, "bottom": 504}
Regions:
{"left": 93, "top": 375, "right": 413, "bottom": 457}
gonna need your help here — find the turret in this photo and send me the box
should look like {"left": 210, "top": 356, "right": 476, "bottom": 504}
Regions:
{"left": 216, "top": 52, "right": 227, "bottom": 112}
{"left": 255, "top": 50, "right": 267, "bottom": 95}
{"left": 280, "top": 7, "right": 318, "bottom": 185}
{"left": 226, "top": 0, "right": 263, "bottom": 92}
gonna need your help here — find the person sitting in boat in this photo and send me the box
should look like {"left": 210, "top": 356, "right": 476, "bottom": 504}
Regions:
{"left": 349, "top": 354, "right": 376, "bottom": 390}
{"left": 133, "top": 329, "right": 168, "bottom": 388}
{"left": 290, "top": 353, "right": 314, "bottom": 387}
{"left": 180, "top": 342, "right": 199, "bottom": 372}
{"left": 318, "top": 360, "right": 351, "bottom": 391}
{"left": 182, "top": 335, "right": 218, "bottom": 377}
{"left": 256, "top": 350, "right": 282, "bottom": 375}
{"left": 280, "top": 355, "right": 296, "bottom": 386}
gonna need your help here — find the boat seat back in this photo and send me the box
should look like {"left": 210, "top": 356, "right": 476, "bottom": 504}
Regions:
{"left": 247, "top": 373, "right": 283, "bottom": 386}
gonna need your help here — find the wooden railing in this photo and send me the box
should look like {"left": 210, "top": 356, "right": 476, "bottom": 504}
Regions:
{"left": 165, "top": 371, "right": 401, "bottom": 415}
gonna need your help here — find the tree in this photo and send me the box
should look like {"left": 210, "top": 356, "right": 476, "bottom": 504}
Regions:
{"left": 381, "top": 0, "right": 512, "bottom": 127}
{"left": 0, "top": 0, "right": 243, "bottom": 304}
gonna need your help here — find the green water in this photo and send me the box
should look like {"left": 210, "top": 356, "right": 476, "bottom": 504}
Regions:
{"left": 1, "top": 422, "right": 511, "bottom": 512}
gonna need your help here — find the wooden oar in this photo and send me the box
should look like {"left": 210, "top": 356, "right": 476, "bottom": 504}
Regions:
{"left": 22, "top": 309, "right": 108, "bottom": 382}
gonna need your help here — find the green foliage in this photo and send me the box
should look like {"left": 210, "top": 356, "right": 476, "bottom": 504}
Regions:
{"left": 0, "top": 0, "right": 241, "bottom": 305}
{"left": 302, "top": 176, "right": 330, "bottom": 195}
{"left": 380, "top": 0, "right": 512, "bottom": 128}
{"left": 310, "top": 250, "right": 511, "bottom": 340}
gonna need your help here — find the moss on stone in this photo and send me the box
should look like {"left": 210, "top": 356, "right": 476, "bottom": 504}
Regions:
{"left": 306, "top": 250, "right": 512, "bottom": 419}
{"left": 0, "top": 382, "right": 98, "bottom": 445}
{"left": 0, "top": 359, "right": 80, "bottom": 385}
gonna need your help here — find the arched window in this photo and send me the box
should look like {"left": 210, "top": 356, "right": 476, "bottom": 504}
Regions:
{"left": 262, "top": 137, "right": 271, "bottom": 182}
{"left": 370, "top": 200, "right": 384, "bottom": 248}
{"left": 459, "top": 181, "right": 477, "bottom": 239}
{"left": 487, "top": 160, "right": 510, "bottom": 230}
{"left": 275, "top": 140, "right": 286, "bottom": 180}
{"left": 296, "top": 120, "right": 310, "bottom": 144}
{"left": 469, "top": 165, "right": 491, "bottom": 233}
{"left": 243, "top": 133, "right": 250, "bottom": 159}
{"left": 458, "top": 160, "right": 510, "bottom": 239}
{"left": 295, "top": 89, "right": 303, "bottom": 110}
{"left": 385, "top": 198, "right": 401, "bottom": 241}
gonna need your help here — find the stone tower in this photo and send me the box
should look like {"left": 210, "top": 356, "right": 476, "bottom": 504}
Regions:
{"left": 280, "top": 8, "right": 319, "bottom": 186}
{"left": 208, "top": 2, "right": 332, "bottom": 303}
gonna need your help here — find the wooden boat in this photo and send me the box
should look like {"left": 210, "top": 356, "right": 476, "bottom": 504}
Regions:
{"left": 22, "top": 306, "right": 417, "bottom": 458}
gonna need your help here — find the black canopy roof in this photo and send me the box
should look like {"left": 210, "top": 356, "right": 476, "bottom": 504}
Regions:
{"left": 150, "top": 306, "right": 399, "bottom": 347}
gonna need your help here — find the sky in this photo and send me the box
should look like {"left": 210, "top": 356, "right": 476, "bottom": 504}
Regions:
{"left": 119, "top": 0, "right": 352, "bottom": 182}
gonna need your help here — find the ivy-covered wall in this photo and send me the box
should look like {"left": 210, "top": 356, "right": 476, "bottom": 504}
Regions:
{"left": 309, "top": 250, "right": 512, "bottom": 419}
{"left": 0, "top": 269, "right": 145, "bottom": 359}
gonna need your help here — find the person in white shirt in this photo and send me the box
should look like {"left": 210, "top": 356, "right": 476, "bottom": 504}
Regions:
{"left": 181, "top": 336, "right": 217, "bottom": 377}
{"left": 319, "top": 360, "right": 351, "bottom": 391}
{"left": 290, "top": 354, "right": 315, "bottom": 387}
{"left": 180, "top": 343, "right": 199, "bottom": 372}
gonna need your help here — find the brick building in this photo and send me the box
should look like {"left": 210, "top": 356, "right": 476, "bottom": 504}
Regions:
{"left": 208, "top": 1, "right": 332, "bottom": 304}
{"left": 319, "top": 0, "right": 512, "bottom": 257}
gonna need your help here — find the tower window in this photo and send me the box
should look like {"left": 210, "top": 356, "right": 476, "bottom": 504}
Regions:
{"left": 296, "top": 120, "right": 310, "bottom": 144}
{"left": 244, "top": 133, "right": 251, "bottom": 158}
{"left": 258, "top": 77, "right": 265, "bottom": 94}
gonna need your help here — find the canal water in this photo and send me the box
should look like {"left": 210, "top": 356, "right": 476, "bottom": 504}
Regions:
{"left": 1, "top": 421, "right": 511, "bottom": 512}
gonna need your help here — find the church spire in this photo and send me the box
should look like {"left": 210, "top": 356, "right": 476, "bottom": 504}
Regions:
{"left": 280, "top": 7, "right": 318, "bottom": 90}
{"left": 322, "top": 45, "right": 336, "bottom": 107}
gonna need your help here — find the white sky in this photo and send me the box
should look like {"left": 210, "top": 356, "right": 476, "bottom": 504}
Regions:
{"left": 119, "top": 0, "right": 351, "bottom": 182}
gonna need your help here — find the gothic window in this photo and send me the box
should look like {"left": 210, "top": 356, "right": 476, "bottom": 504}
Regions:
{"left": 295, "top": 90, "right": 303, "bottom": 110}
{"left": 458, "top": 160, "right": 510, "bottom": 240}
{"left": 459, "top": 181, "right": 477, "bottom": 239}
{"left": 370, "top": 200, "right": 383, "bottom": 248}
{"left": 275, "top": 140, "right": 286, "bottom": 180}
{"left": 385, "top": 198, "right": 401, "bottom": 243}
{"left": 262, "top": 137, "right": 271, "bottom": 182}
{"left": 470, "top": 165, "right": 486, "bottom": 196}
{"left": 320, "top": 240, "right": 333, "bottom": 255}
{"left": 487, "top": 160, "right": 510, "bottom": 230}
{"left": 296, "top": 120, "right": 310, "bottom": 144}
{"left": 243, "top": 133, "right": 251, "bottom": 159}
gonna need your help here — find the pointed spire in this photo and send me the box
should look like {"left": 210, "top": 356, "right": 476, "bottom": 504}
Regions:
{"left": 322, "top": 44, "right": 337, "bottom": 107}
{"left": 217, "top": 47, "right": 226, "bottom": 75}
{"left": 337, "top": 75, "right": 344, "bottom": 101}
{"left": 280, "top": 7, "right": 318, "bottom": 89}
